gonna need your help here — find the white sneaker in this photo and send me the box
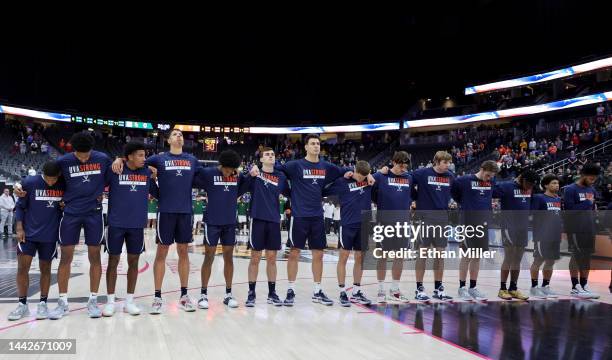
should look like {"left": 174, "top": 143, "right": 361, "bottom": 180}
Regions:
{"left": 150, "top": 297, "right": 163, "bottom": 315}
{"left": 224, "top": 294, "right": 239, "bottom": 308}
{"left": 102, "top": 303, "right": 116, "bottom": 317}
{"left": 458, "top": 287, "right": 472, "bottom": 301}
{"left": 570, "top": 285, "right": 592, "bottom": 299}
{"left": 376, "top": 290, "right": 386, "bottom": 304}
{"left": 581, "top": 285, "right": 600, "bottom": 299}
{"left": 468, "top": 287, "right": 487, "bottom": 301}
{"left": 7, "top": 303, "right": 30, "bottom": 321}
{"left": 198, "top": 296, "right": 209, "bottom": 309}
{"left": 540, "top": 285, "right": 558, "bottom": 298}
{"left": 530, "top": 286, "right": 547, "bottom": 299}
{"left": 180, "top": 295, "right": 196, "bottom": 312}
{"left": 388, "top": 289, "right": 410, "bottom": 302}
{"left": 124, "top": 302, "right": 141, "bottom": 316}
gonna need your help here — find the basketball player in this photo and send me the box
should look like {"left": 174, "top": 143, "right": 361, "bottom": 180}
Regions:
{"left": 249, "top": 134, "right": 371, "bottom": 306}
{"left": 112, "top": 128, "right": 204, "bottom": 314}
{"left": 103, "top": 142, "right": 157, "bottom": 316}
{"left": 451, "top": 160, "right": 499, "bottom": 301}
{"left": 194, "top": 150, "right": 246, "bottom": 309}
{"left": 42, "top": 132, "right": 112, "bottom": 319}
{"left": 529, "top": 174, "right": 562, "bottom": 299}
{"left": 242, "top": 147, "right": 289, "bottom": 307}
{"left": 8, "top": 162, "right": 63, "bottom": 321}
{"left": 411, "top": 151, "right": 455, "bottom": 302}
{"left": 493, "top": 170, "right": 539, "bottom": 301}
{"left": 372, "top": 151, "right": 414, "bottom": 303}
{"left": 323, "top": 160, "right": 373, "bottom": 306}
{"left": 563, "top": 163, "right": 600, "bottom": 299}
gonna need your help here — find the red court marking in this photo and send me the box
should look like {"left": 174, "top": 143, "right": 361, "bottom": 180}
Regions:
{"left": 115, "top": 260, "right": 150, "bottom": 276}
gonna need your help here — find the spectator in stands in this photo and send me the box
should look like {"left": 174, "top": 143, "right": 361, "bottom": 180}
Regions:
{"left": 27, "top": 167, "right": 36, "bottom": 176}
{"left": 65, "top": 142, "right": 73, "bottom": 153}
{"left": 597, "top": 103, "right": 605, "bottom": 117}
{"left": 10, "top": 141, "right": 19, "bottom": 155}
{"left": 578, "top": 153, "right": 588, "bottom": 167}
{"left": 30, "top": 141, "right": 38, "bottom": 154}
{"left": 19, "top": 165, "right": 27, "bottom": 178}
{"left": 19, "top": 141, "right": 26, "bottom": 155}
{"left": 548, "top": 142, "right": 558, "bottom": 162}
{"left": 59, "top": 138, "right": 65, "bottom": 150}
{"left": 0, "top": 188, "right": 15, "bottom": 238}
{"left": 528, "top": 138, "right": 536, "bottom": 151}
{"left": 571, "top": 133, "right": 580, "bottom": 148}
{"left": 41, "top": 142, "right": 48, "bottom": 154}
{"left": 519, "top": 139, "right": 527, "bottom": 152}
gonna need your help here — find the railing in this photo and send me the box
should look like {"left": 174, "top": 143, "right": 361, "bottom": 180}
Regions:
{"left": 538, "top": 139, "right": 612, "bottom": 174}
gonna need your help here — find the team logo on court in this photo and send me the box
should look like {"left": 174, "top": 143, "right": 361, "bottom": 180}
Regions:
{"left": 303, "top": 169, "right": 325, "bottom": 184}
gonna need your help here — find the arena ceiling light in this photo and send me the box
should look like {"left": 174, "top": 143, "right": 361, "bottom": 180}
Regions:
{"left": 404, "top": 91, "right": 612, "bottom": 129}
{"left": 0, "top": 104, "right": 72, "bottom": 122}
{"left": 465, "top": 56, "right": 612, "bottom": 95}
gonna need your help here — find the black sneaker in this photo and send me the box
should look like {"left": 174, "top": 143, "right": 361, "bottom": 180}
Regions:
{"left": 350, "top": 290, "right": 372, "bottom": 305}
{"left": 283, "top": 289, "right": 295, "bottom": 307}
{"left": 245, "top": 291, "right": 256, "bottom": 307}
{"left": 267, "top": 292, "right": 283, "bottom": 306}
{"left": 312, "top": 290, "right": 334, "bottom": 306}
{"left": 339, "top": 291, "right": 351, "bottom": 307}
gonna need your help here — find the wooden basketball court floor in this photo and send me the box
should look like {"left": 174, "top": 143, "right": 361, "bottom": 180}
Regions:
{"left": 0, "top": 229, "right": 609, "bottom": 360}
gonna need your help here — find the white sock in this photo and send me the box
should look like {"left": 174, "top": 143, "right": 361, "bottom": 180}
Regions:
{"left": 107, "top": 294, "right": 115, "bottom": 304}
{"left": 288, "top": 281, "right": 295, "bottom": 291}
{"left": 90, "top": 293, "right": 97, "bottom": 301}
{"left": 59, "top": 293, "right": 68, "bottom": 304}
{"left": 391, "top": 281, "right": 400, "bottom": 291}
{"left": 126, "top": 294, "right": 134, "bottom": 303}
{"left": 313, "top": 282, "right": 321, "bottom": 294}
{"left": 339, "top": 285, "right": 346, "bottom": 293}
{"left": 353, "top": 285, "right": 361, "bottom": 295}
{"left": 378, "top": 281, "right": 385, "bottom": 292}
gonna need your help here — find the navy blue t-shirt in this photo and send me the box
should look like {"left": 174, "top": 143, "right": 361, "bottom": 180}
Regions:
{"left": 531, "top": 193, "right": 562, "bottom": 243}
{"left": 56, "top": 151, "right": 111, "bottom": 215}
{"left": 107, "top": 165, "right": 155, "bottom": 228}
{"left": 193, "top": 167, "right": 246, "bottom": 225}
{"left": 562, "top": 182, "right": 596, "bottom": 233}
{"left": 451, "top": 174, "right": 494, "bottom": 211}
{"left": 146, "top": 152, "right": 202, "bottom": 214}
{"left": 372, "top": 171, "right": 412, "bottom": 211}
{"left": 15, "top": 175, "right": 65, "bottom": 243}
{"left": 276, "top": 159, "right": 348, "bottom": 218}
{"left": 324, "top": 177, "right": 372, "bottom": 226}
{"left": 242, "top": 170, "right": 289, "bottom": 223}
{"left": 411, "top": 167, "right": 453, "bottom": 210}
{"left": 493, "top": 181, "right": 532, "bottom": 230}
